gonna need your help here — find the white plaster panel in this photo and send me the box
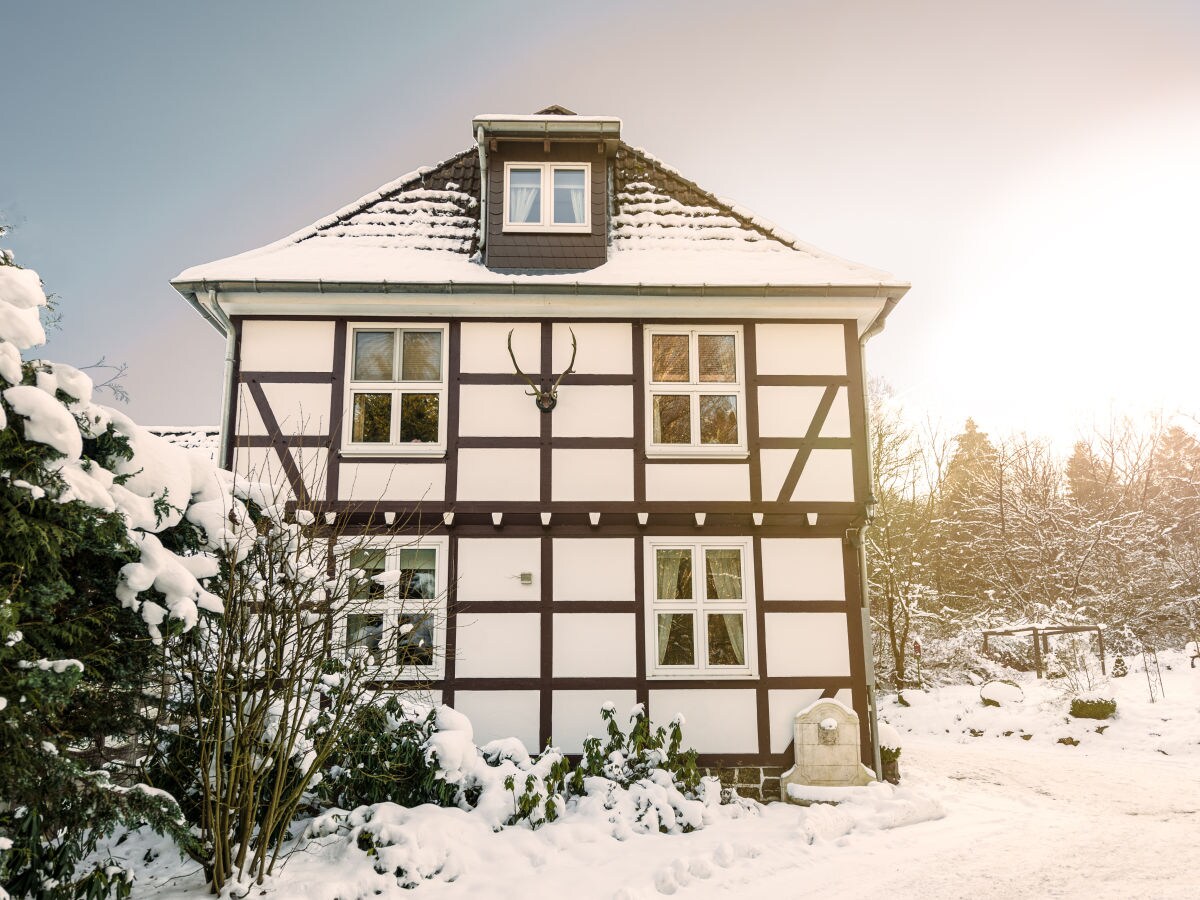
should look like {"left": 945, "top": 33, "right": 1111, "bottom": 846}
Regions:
{"left": 757, "top": 386, "right": 825, "bottom": 438}
{"left": 234, "top": 385, "right": 268, "bottom": 436}
{"left": 261, "top": 382, "right": 331, "bottom": 436}
{"left": 552, "top": 690, "right": 638, "bottom": 754}
{"left": 232, "top": 447, "right": 287, "bottom": 496}
{"left": 793, "top": 449, "right": 855, "bottom": 502}
{"left": 459, "top": 384, "right": 541, "bottom": 437}
{"left": 761, "top": 538, "right": 846, "bottom": 601}
{"left": 765, "top": 613, "right": 852, "bottom": 677}
{"left": 553, "top": 322, "right": 633, "bottom": 374}
{"left": 290, "top": 447, "right": 328, "bottom": 503}
{"left": 240, "top": 320, "right": 335, "bottom": 371}
{"left": 552, "top": 539, "right": 636, "bottom": 602}
{"left": 760, "top": 449, "right": 855, "bottom": 503}
{"left": 553, "top": 614, "right": 637, "bottom": 678}
{"left": 768, "top": 689, "right": 824, "bottom": 753}
{"left": 645, "top": 464, "right": 751, "bottom": 502}
{"left": 460, "top": 322, "right": 539, "bottom": 374}
{"left": 452, "top": 691, "right": 540, "bottom": 753}
{"left": 456, "top": 449, "right": 540, "bottom": 502}
{"left": 457, "top": 539, "right": 542, "bottom": 602}
{"left": 755, "top": 324, "right": 847, "bottom": 376}
{"left": 453, "top": 613, "right": 540, "bottom": 679}
{"left": 820, "top": 387, "right": 852, "bottom": 439}
{"left": 649, "top": 689, "right": 758, "bottom": 754}
{"left": 551, "top": 386, "right": 633, "bottom": 438}
{"left": 551, "top": 449, "right": 633, "bottom": 502}
{"left": 338, "top": 462, "right": 446, "bottom": 503}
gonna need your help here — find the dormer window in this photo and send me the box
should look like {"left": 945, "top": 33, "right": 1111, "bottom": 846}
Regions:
{"left": 503, "top": 162, "right": 590, "bottom": 232}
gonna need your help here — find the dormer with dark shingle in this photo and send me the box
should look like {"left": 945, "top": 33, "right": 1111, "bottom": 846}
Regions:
{"left": 473, "top": 108, "right": 620, "bottom": 272}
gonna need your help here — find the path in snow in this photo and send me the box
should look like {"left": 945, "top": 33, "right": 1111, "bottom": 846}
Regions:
{"left": 749, "top": 736, "right": 1199, "bottom": 899}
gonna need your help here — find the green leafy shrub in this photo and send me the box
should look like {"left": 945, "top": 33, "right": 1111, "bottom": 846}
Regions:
{"left": 318, "top": 697, "right": 459, "bottom": 811}
{"left": 1069, "top": 696, "right": 1117, "bottom": 719}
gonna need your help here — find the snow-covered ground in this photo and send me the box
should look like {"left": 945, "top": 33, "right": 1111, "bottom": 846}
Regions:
{"left": 106, "top": 652, "right": 1198, "bottom": 899}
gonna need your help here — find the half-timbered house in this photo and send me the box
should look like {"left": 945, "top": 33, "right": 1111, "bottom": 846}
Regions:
{"left": 171, "top": 107, "right": 908, "bottom": 799}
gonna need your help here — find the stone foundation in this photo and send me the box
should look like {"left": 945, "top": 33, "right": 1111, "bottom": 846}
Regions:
{"left": 703, "top": 766, "right": 786, "bottom": 802}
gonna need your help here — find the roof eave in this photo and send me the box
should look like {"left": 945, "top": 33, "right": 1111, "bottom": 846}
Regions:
{"left": 170, "top": 277, "right": 910, "bottom": 302}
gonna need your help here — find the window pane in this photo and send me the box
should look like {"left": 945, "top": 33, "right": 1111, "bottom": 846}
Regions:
{"left": 656, "top": 613, "right": 695, "bottom": 666}
{"left": 655, "top": 548, "right": 692, "bottom": 600}
{"left": 552, "top": 168, "right": 587, "bottom": 224}
{"left": 347, "top": 613, "right": 384, "bottom": 663}
{"left": 653, "top": 395, "right": 691, "bottom": 444}
{"left": 352, "top": 393, "right": 392, "bottom": 443}
{"left": 349, "top": 549, "right": 387, "bottom": 601}
{"left": 399, "top": 393, "right": 439, "bottom": 443}
{"left": 401, "top": 331, "right": 442, "bottom": 381}
{"left": 398, "top": 548, "right": 436, "bottom": 601}
{"left": 508, "top": 168, "right": 542, "bottom": 224}
{"left": 651, "top": 334, "right": 690, "bottom": 382}
{"left": 707, "top": 613, "right": 746, "bottom": 666}
{"left": 705, "top": 549, "right": 743, "bottom": 600}
{"left": 698, "top": 334, "right": 736, "bottom": 382}
{"left": 699, "top": 395, "right": 738, "bottom": 444}
{"left": 353, "top": 331, "right": 395, "bottom": 381}
{"left": 397, "top": 613, "right": 435, "bottom": 668}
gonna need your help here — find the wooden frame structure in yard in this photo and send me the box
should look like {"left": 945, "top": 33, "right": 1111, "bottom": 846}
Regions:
{"left": 982, "top": 624, "right": 1107, "bottom": 679}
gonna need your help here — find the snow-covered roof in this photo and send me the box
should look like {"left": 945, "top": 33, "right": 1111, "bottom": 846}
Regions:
{"left": 173, "top": 140, "right": 906, "bottom": 291}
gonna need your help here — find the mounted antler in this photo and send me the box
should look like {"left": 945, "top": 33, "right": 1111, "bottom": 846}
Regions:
{"left": 507, "top": 328, "right": 577, "bottom": 412}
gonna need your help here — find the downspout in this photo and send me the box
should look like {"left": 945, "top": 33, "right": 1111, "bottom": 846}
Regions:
{"left": 475, "top": 126, "right": 487, "bottom": 258}
{"left": 204, "top": 288, "right": 236, "bottom": 468}
{"left": 857, "top": 295, "right": 898, "bottom": 782}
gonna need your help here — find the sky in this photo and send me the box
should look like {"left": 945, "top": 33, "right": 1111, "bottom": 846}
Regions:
{"left": 2, "top": 0, "right": 1198, "bottom": 447}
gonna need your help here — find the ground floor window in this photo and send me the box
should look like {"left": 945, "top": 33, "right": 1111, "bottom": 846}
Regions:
{"left": 645, "top": 537, "right": 756, "bottom": 677}
{"left": 337, "top": 536, "right": 447, "bottom": 679}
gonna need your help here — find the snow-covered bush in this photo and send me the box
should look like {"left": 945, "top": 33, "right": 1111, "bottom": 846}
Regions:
{"left": 318, "top": 696, "right": 459, "bottom": 812}
{"left": 878, "top": 722, "right": 903, "bottom": 785}
{"left": 144, "top": 511, "right": 443, "bottom": 893}
{"left": 317, "top": 698, "right": 715, "bottom": 838}
{"left": 0, "top": 246, "right": 253, "bottom": 897}
{"left": 979, "top": 680, "right": 1024, "bottom": 707}
{"left": 1069, "top": 695, "right": 1117, "bottom": 720}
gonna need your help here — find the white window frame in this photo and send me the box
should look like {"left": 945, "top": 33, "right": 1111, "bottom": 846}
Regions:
{"left": 644, "top": 325, "right": 748, "bottom": 458}
{"left": 342, "top": 323, "right": 448, "bottom": 457}
{"left": 502, "top": 161, "right": 592, "bottom": 233}
{"left": 644, "top": 537, "right": 757, "bottom": 679}
{"left": 335, "top": 534, "right": 449, "bottom": 681}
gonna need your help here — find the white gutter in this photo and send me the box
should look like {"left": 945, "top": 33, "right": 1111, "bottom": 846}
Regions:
{"left": 196, "top": 288, "right": 236, "bottom": 468}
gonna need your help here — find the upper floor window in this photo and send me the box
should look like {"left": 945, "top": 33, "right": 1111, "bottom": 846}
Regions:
{"left": 503, "top": 162, "right": 591, "bottom": 233}
{"left": 645, "top": 326, "right": 746, "bottom": 457}
{"left": 344, "top": 324, "right": 446, "bottom": 455}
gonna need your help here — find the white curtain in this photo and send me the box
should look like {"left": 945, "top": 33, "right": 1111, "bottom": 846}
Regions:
{"left": 569, "top": 183, "right": 585, "bottom": 223}
{"left": 710, "top": 613, "right": 745, "bottom": 665}
{"left": 705, "top": 550, "right": 742, "bottom": 600}
{"left": 656, "top": 548, "right": 691, "bottom": 600}
{"left": 509, "top": 183, "right": 539, "bottom": 224}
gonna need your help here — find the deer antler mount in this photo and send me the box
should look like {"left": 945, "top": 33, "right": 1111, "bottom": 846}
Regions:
{"left": 507, "top": 328, "right": 577, "bottom": 413}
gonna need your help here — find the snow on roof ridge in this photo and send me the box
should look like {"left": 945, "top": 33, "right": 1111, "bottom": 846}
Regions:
{"left": 624, "top": 145, "right": 898, "bottom": 279}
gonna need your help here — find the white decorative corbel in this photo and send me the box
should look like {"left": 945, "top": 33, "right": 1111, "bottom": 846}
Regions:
{"left": 325, "top": 511, "right": 337, "bottom": 526}
{"left": 491, "top": 512, "right": 503, "bottom": 527}
{"left": 442, "top": 511, "right": 455, "bottom": 527}
{"left": 541, "top": 511, "right": 552, "bottom": 526}
{"left": 383, "top": 511, "right": 396, "bottom": 525}
{"left": 752, "top": 512, "right": 764, "bottom": 526}
{"left": 694, "top": 512, "right": 706, "bottom": 527}
{"left": 637, "top": 512, "right": 649, "bottom": 526}
{"left": 589, "top": 512, "right": 601, "bottom": 526}
{"left": 806, "top": 512, "right": 818, "bottom": 526}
